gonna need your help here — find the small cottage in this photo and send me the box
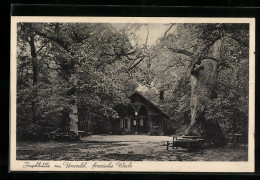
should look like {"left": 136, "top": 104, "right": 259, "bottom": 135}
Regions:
{"left": 112, "top": 91, "right": 169, "bottom": 135}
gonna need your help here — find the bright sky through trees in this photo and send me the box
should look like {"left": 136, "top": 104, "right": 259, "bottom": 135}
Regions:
{"left": 112, "top": 23, "right": 176, "bottom": 46}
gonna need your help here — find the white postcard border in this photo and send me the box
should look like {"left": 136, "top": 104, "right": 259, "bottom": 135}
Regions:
{"left": 10, "top": 16, "right": 255, "bottom": 172}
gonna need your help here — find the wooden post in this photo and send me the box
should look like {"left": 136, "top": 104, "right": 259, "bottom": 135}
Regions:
{"left": 173, "top": 137, "right": 177, "bottom": 149}
{"left": 167, "top": 141, "right": 169, "bottom": 150}
{"left": 173, "top": 136, "right": 177, "bottom": 149}
{"left": 172, "top": 137, "right": 174, "bottom": 149}
{"left": 176, "top": 137, "right": 178, "bottom": 149}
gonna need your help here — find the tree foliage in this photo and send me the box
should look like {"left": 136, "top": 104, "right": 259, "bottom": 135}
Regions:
{"left": 17, "top": 23, "right": 143, "bottom": 139}
{"left": 16, "top": 23, "right": 249, "bottom": 143}
{"left": 141, "top": 23, "right": 249, "bottom": 140}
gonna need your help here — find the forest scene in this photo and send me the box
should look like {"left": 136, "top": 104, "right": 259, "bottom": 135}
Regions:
{"left": 16, "top": 22, "right": 249, "bottom": 161}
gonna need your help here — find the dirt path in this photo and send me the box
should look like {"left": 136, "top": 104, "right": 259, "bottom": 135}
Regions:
{"left": 17, "top": 135, "right": 248, "bottom": 161}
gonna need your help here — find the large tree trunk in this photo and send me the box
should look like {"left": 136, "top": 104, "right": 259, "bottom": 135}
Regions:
{"left": 184, "top": 40, "right": 226, "bottom": 147}
{"left": 31, "top": 24, "right": 81, "bottom": 135}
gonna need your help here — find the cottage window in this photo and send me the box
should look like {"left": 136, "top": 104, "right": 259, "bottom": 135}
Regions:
{"left": 124, "top": 119, "right": 128, "bottom": 128}
{"left": 120, "top": 119, "right": 124, "bottom": 128}
{"left": 153, "top": 119, "right": 159, "bottom": 129}
{"left": 120, "top": 119, "right": 128, "bottom": 128}
{"left": 140, "top": 119, "right": 143, "bottom": 126}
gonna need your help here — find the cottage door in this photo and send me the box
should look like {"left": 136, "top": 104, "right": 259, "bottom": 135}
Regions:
{"left": 136, "top": 118, "right": 147, "bottom": 133}
{"left": 131, "top": 119, "right": 137, "bottom": 133}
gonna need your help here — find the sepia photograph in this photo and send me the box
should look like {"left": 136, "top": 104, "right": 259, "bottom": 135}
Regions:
{"left": 10, "top": 17, "right": 255, "bottom": 172}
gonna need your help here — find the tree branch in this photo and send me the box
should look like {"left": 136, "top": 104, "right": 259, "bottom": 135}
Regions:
{"left": 164, "top": 57, "right": 187, "bottom": 72}
{"left": 128, "top": 56, "right": 145, "bottom": 70}
{"left": 230, "top": 35, "right": 249, "bottom": 47}
{"left": 125, "top": 55, "right": 140, "bottom": 61}
{"left": 36, "top": 40, "right": 50, "bottom": 55}
{"left": 201, "top": 36, "right": 222, "bottom": 54}
{"left": 217, "top": 61, "right": 234, "bottom": 72}
{"left": 32, "top": 26, "right": 70, "bottom": 52}
{"left": 201, "top": 56, "right": 219, "bottom": 62}
{"left": 145, "top": 25, "right": 149, "bottom": 46}
{"left": 100, "top": 50, "right": 136, "bottom": 58}
{"left": 124, "top": 50, "right": 137, "bottom": 56}
{"left": 191, "top": 63, "right": 204, "bottom": 76}
{"left": 100, "top": 53, "right": 116, "bottom": 57}
{"left": 163, "top": 24, "right": 175, "bottom": 39}
{"left": 44, "top": 62, "right": 70, "bottom": 82}
{"left": 168, "top": 48, "right": 194, "bottom": 57}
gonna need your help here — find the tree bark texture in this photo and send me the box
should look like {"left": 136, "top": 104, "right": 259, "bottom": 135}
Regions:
{"left": 28, "top": 35, "right": 39, "bottom": 122}
{"left": 28, "top": 35, "right": 38, "bottom": 85}
{"left": 184, "top": 40, "right": 226, "bottom": 147}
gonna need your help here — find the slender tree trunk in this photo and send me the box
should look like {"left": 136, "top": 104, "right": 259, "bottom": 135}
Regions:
{"left": 28, "top": 35, "right": 38, "bottom": 122}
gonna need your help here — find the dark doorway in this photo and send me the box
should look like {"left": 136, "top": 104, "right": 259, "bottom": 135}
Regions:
{"left": 131, "top": 105, "right": 148, "bottom": 133}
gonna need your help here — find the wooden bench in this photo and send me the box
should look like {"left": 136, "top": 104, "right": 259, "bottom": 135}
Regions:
{"left": 166, "top": 136, "right": 204, "bottom": 151}
{"left": 228, "top": 133, "right": 247, "bottom": 144}
{"left": 51, "top": 132, "right": 79, "bottom": 141}
{"left": 179, "top": 136, "right": 198, "bottom": 140}
{"left": 78, "top": 131, "right": 92, "bottom": 138}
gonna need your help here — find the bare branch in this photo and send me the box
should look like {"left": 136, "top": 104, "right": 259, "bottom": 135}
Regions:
{"left": 163, "top": 24, "right": 175, "bottom": 39}
{"left": 124, "top": 50, "right": 137, "bottom": 56}
{"left": 168, "top": 48, "right": 194, "bottom": 57}
{"left": 100, "top": 53, "right": 116, "bottom": 57}
{"left": 100, "top": 50, "right": 136, "bottom": 58}
{"left": 32, "top": 26, "right": 70, "bottom": 52}
{"left": 230, "top": 35, "right": 249, "bottom": 47}
{"left": 164, "top": 57, "right": 187, "bottom": 72}
{"left": 201, "top": 56, "right": 219, "bottom": 62}
{"left": 145, "top": 25, "right": 150, "bottom": 46}
{"left": 125, "top": 55, "right": 140, "bottom": 61}
{"left": 128, "top": 56, "right": 145, "bottom": 70}
{"left": 36, "top": 40, "right": 50, "bottom": 55}
{"left": 201, "top": 36, "right": 222, "bottom": 54}
{"left": 217, "top": 61, "right": 234, "bottom": 72}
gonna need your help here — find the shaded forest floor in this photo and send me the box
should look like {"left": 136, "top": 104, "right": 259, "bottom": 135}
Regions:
{"left": 17, "top": 135, "right": 248, "bottom": 161}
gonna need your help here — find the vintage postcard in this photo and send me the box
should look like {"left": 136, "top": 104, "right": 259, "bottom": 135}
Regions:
{"left": 10, "top": 17, "right": 255, "bottom": 172}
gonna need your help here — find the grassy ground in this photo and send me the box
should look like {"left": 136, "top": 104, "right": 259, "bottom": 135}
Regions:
{"left": 16, "top": 135, "right": 248, "bottom": 161}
